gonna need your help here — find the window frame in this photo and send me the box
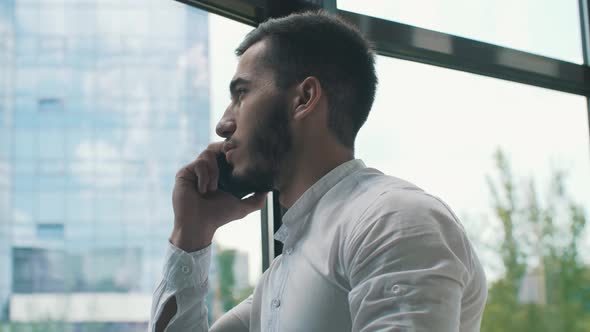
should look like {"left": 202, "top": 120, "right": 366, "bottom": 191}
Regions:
{"left": 174, "top": 0, "right": 590, "bottom": 271}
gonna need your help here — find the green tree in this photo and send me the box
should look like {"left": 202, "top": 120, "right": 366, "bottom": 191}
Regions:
{"left": 481, "top": 149, "right": 590, "bottom": 332}
{"left": 217, "top": 249, "right": 237, "bottom": 312}
{"left": 217, "top": 247, "right": 254, "bottom": 313}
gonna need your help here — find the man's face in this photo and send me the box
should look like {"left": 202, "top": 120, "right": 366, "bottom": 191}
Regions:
{"left": 215, "top": 41, "right": 293, "bottom": 193}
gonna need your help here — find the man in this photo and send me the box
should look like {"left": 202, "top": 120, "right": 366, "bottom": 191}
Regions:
{"left": 149, "top": 10, "right": 487, "bottom": 332}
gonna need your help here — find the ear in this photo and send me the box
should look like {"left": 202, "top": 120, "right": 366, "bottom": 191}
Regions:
{"left": 292, "top": 76, "right": 322, "bottom": 121}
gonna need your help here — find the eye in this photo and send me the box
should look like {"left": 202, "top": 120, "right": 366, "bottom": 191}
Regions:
{"left": 230, "top": 88, "right": 248, "bottom": 103}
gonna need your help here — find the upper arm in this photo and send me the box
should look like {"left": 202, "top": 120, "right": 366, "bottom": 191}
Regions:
{"left": 210, "top": 295, "right": 252, "bottom": 332}
{"left": 345, "top": 206, "right": 469, "bottom": 331}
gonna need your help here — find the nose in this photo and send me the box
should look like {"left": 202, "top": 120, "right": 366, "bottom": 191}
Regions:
{"left": 215, "top": 107, "right": 236, "bottom": 139}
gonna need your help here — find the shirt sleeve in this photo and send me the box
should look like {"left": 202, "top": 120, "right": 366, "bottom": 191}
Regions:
{"left": 148, "top": 241, "right": 212, "bottom": 332}
{"left": 345, "top": 206, "right": 470, "bottom": 332}
{"left": 149, "top": 241, "right": 252, "bottom": 332}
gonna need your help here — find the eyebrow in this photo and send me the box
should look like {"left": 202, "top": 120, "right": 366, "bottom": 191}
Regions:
{"left": 229, "top": 77, "right": 251, "bottom": 95}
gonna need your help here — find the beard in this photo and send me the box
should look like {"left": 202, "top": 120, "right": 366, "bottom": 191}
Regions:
{"left": 227, "top": 93, "right": 292, "bottom": 194}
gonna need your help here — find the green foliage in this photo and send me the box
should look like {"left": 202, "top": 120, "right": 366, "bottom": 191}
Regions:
{"left": 216, "top": 248, "right": 255, "bottom": 312}
{"left": 481, "top": 149, "right": 590, "bottom": 332}
{"left": 217, "top": 249, "right": 237, "bottom": 312}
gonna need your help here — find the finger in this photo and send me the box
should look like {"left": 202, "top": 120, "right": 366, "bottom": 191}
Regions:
{"left": 204, "top": 152, "right": 218, "bottom": 192}
{"left": 178, "top": 152, "right": 203, "bottom": 178}
{"left": 175, "top": 166, "right": 195, "bottom": 182}
{"left": 208, "top": 167, "right": 218, "bottom": 191}
{"left": 205, "top": 141, "right": 225, "bottom": 153}
{"left": 190, "top": 150, "right": 218, "bottom": 192}
{"left": 194, "top": 159, "right": 209, "bottom": 194}
{"left": 205, "top": 142, "right": 224, "bottom": 191}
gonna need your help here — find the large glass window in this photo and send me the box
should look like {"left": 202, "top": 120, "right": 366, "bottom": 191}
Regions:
{"left": 356, "top": 55, "right": 590, "bottom": 330}
{"left": 2, "top": 0, "right": 588, "bottom": 330}
{"left": 207, "top": 13, "right": 262, "bottom": 322}
{"left": 338, "top": 0, "right": 584, "bottom": 64}
{"left": 0, "top": 0, "right": 260, "bottom": 330}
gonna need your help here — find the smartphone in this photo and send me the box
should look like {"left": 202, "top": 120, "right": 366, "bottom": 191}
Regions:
{"left": 215, "top": 152, "right": 253, "bottom": 199}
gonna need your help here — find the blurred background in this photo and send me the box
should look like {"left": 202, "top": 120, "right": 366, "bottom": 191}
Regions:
{"left": 0, "top": 0, "right": 589, "bottom": 331}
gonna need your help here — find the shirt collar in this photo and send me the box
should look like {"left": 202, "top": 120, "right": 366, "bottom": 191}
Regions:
{"left": 274, "top": 159, "right": 366, "bottom": 245}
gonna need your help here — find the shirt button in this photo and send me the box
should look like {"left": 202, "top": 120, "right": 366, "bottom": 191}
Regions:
{"left": 285, "top": 248, "right": 293, "bottom": 255}
{"left": 391, "top": 284, "right": 401, "bottom": 295}
{"left": 271, "top": 299, "right": 281, "bottom": 308}
{"left": 181, "top": 265, "right": 190, "bottom": 274}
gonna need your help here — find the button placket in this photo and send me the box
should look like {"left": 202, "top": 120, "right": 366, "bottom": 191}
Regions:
{"left": 271, "top": 298, "right": 281, "bottom": 308}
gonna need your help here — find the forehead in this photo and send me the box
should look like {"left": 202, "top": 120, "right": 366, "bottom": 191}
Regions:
{"left": 233, "top": 40, "right": 274, "bottom": 84}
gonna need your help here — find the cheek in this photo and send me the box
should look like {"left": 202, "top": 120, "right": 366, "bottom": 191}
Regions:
{"left": 234, "top": 117, "right": 255, "bottom": 146}
{"left": 230, "top": 104, "right": 251, "bottom": 138}
{"left": 235, "top": 101, "right": 263, "bottom": 138}
{"left": 235, "top": 91, "right": 284, "bottom": 143}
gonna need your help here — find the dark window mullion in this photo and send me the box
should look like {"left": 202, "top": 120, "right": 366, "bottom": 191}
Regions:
{"left": 338, "top": 10, "right": 590, "bottom": 97}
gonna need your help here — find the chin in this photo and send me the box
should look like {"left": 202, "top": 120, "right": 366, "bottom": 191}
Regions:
{"left": 234, "top": 159, "right": 276, "bottom": 193}
{"left": 230, "top": 156, "right": 247, "bottom": 177}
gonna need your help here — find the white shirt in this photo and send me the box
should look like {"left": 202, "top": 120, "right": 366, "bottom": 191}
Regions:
{"left": 149, "top": 159, "right": 488, "bottom": 331}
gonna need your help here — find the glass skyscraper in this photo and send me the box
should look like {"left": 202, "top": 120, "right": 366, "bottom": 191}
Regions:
{"left": 0, "top": 0, "right": 218, "bottom": 329}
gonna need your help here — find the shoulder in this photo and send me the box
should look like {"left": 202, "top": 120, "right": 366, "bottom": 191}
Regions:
{"left": 344, "top": 168, "right": 459, "bottom": 233}
{"left": 345, "top": 169, "right": 474, "bottom": 266}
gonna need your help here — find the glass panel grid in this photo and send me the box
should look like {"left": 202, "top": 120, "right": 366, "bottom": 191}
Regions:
{"left": 1, "top": 1, "right": 262, "bottom": 330}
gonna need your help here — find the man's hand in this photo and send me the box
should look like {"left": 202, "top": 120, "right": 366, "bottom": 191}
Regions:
{"left": 170, "top": 142, "right": 268, "bottom": 252}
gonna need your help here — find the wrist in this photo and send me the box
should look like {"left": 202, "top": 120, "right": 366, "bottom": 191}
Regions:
{"left": 170, "top": 227, "right": 215, "bottom": 252}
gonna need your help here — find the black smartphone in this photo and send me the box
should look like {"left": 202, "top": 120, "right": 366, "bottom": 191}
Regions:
{"left": 215, "top": 152, "right": 253, "bottom": 199}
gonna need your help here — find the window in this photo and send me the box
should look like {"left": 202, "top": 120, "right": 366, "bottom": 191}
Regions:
{"left": 207, "top": 13, "right": 262, "bottom": 322}
{"left": 37, "top": 98, "right": 63, "bottom": 112}
{"left": 1, "top": 0, "right": 261, "bottom": 329}
{"left": 12, "top": 248, "right": 66, "bottom": 293}
{"left": 338, "top": 0, "right": 584, "bottom": 64}
{"left": 36, "top": 223, "right": 64, "bottom": 240}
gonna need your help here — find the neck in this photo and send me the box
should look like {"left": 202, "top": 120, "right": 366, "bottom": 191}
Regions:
{"left": 276, "top": 145, "right": 354, "bottom": 208}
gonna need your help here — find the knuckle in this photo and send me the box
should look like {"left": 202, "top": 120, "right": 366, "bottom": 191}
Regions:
{"left": 200, "top": 153, "right": 218, "bottom": 171}
{"left": 202, "top": 150, "right": 215, "bottom": 161}
{"left": 195, "top": 159, "right": 208, "bottom": 169}
{"left": 175, "top": 167, "right": 187, "bottom": 178}
{"left": 202, "top": 147, "right": 218, "bottom": 159}
{"left": 196, "top": 150, "right": 210, "bottom": 160}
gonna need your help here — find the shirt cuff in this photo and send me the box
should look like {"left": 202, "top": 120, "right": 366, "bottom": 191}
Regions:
{"left": 162, "top": 241, "right": 212, "bottom": 291}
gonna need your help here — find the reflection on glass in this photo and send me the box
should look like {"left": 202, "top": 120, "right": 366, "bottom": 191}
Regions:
{"left": 338, "top": 0, "right": 583, "bottom": 64}
{"left": 357, "top": 55, "right": 590, "bottom": 330}
{"left": 0, "top": 0, "right": 260, "bottom": 330}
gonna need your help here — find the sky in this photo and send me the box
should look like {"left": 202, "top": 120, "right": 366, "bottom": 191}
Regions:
{"left": 206, "top": 0, "right": 590, "bottom": 285}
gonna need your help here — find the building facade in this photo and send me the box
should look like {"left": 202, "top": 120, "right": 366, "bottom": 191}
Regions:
{"left": 0, "top": 0, "right": 217, "bottom": 329}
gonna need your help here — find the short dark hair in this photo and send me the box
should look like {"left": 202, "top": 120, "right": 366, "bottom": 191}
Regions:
{"left": 235, "top": 10, "right": 378, "bottom": 149}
